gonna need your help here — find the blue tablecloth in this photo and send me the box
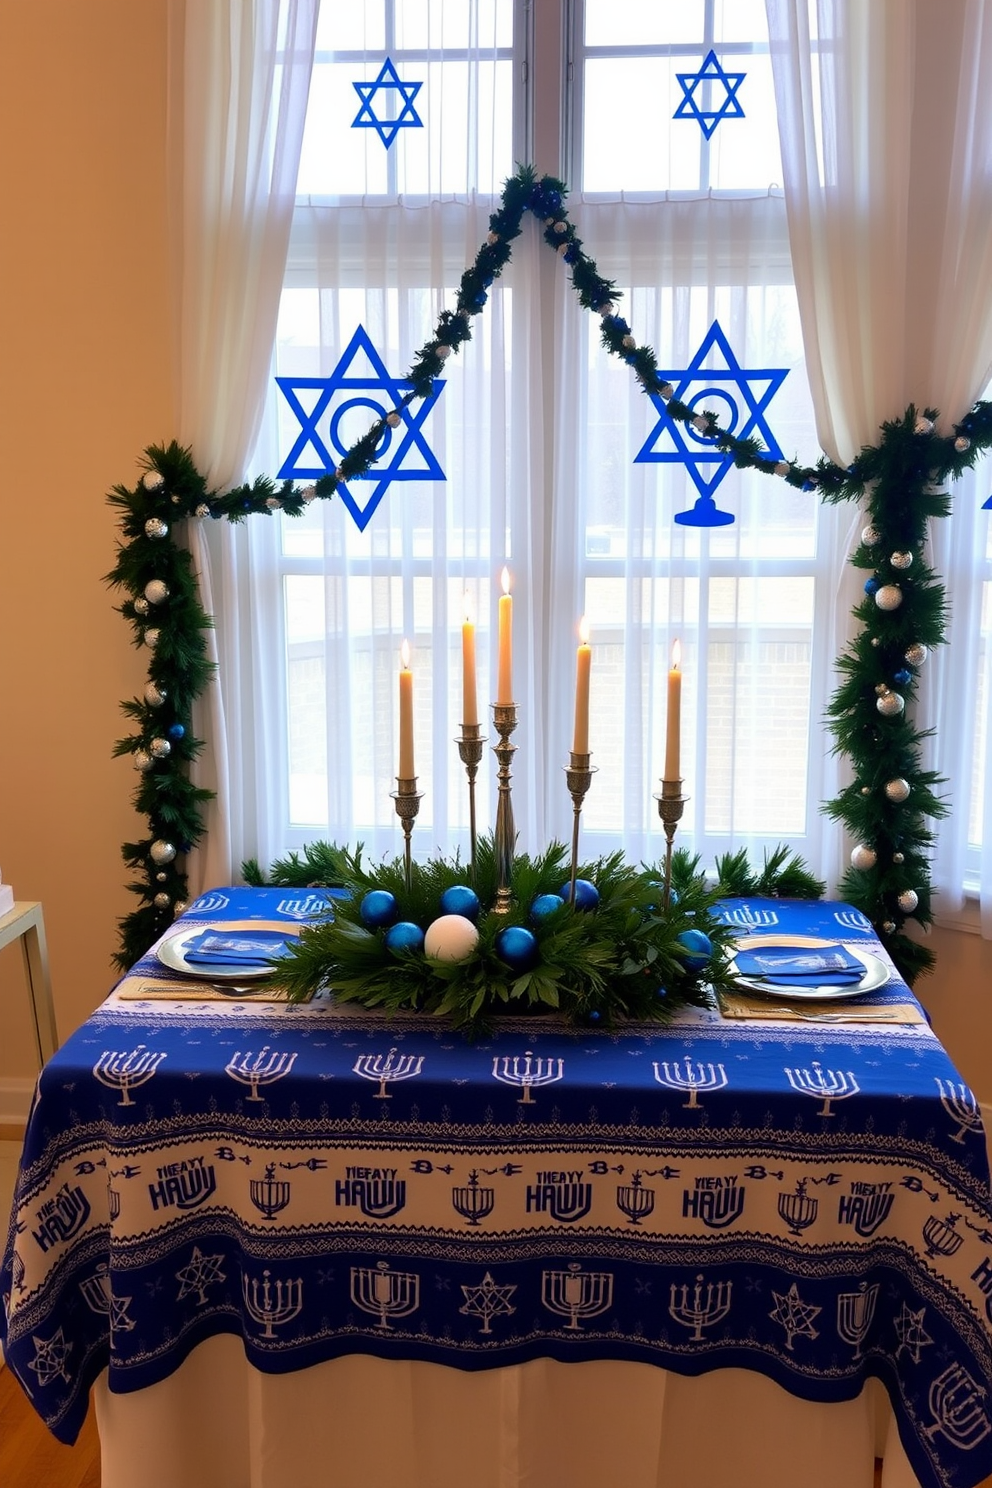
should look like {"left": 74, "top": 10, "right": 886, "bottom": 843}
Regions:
{"left": 3, "top": 891, "right": 992, "bottom": 1488}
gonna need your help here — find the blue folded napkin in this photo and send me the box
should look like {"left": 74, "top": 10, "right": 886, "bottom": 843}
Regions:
{"left": 182, "top": 929, "right": 296, "bottom": 968}
{"left": 733, "top": 943, "right": 864, "bottom": 987}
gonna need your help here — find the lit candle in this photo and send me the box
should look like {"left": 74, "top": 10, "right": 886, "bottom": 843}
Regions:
{"left": 497, "top": 567, "right": 513, "bottom": 705}
{"left": 398, "top": 638, "right": 415, "bottom": 779}
{"left": 462, "top": 594, "right": 478, "bottom": 727}
{"left": 664, "top": 638, "right": 681, "bottom": 781}
{"left": 572, "top": 616, "right": 591, "bottom": 754}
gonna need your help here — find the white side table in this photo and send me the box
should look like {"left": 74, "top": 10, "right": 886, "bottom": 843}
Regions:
{"left": 0, "top": 901, "right": 58, "bottom": 1067}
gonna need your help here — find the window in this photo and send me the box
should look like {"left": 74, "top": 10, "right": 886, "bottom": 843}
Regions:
{"left": 223, "top": 0, "right": 984, "bottom": 900}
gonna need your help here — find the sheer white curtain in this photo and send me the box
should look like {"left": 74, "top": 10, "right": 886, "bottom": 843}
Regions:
{"left": 766, "top": 0, "right": 992, "bottom": 930}
{"left": 167, "top": 0, "right": 319, "bottom": 891}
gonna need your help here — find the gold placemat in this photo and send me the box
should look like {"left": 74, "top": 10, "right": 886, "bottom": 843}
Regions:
{"left": 718, "top": 988, "right": 926, "bottom": 1024}
{"left": 112, "top": 919, "right": 309, "bottom": 1003}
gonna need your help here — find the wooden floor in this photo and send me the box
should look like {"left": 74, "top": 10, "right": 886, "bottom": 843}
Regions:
{"left": 0, "top": 1364, "right": 100, "bottom": 1488}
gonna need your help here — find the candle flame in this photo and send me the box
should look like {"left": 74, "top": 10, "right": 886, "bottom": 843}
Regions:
{"left": 579, "top": 615, "right": 590, "bottom": 645}
{"left": 671, "top": 638, "right": 681, "bottom": 670}
{"left": 501, "top": 566, "right": 511, "bottom": 596}
{"left": 401, "top": 638, "right": 411, "bottom": 669}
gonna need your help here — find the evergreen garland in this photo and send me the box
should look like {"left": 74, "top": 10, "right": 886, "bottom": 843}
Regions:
{"left": 108, "top": 166, "right": 992, "bottom": 978}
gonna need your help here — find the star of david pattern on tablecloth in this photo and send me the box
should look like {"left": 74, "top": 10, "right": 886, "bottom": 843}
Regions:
{"left": 275, "top": 325, "right": 445, "bottom": 531}
{"left": 4, "top": 890, "right": 992, "bottom": 1488}
{"left": 673, "top": 49, "right": 746, "bottom": 139}
{"left": 634, "top": 320, "right": 789, "bottom": 527}
{"left": 352, "top": 58, "right": 424, "bottom": 149}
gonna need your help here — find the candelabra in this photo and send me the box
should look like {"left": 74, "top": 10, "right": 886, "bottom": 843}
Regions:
{"left": 492, "top": 702, "right": 518, "bottom": 913}
{"left": 564, "top": 751, "right": 596, "bottom": 903}
{"left": 456, "top": 722, "right": 486, "bottom": 880}
{"left": 391, "top": 775, "right": 423, "bottom": 892}
{"left": 655, "top": 777, "right": 687, "bottom": 909}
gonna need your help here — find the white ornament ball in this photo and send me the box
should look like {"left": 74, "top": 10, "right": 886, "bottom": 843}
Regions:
{"left": 851, "top": 844, "right": 877, "bottom": 871}
{"left": 897, "top": 889, "right": 919, "bottom": 913}
{"left": 955, "top": 435, "right": 971, "bottom": 452}
{"left": 133, "top": 749, "right": 153, "bottom": 773}
{"left": 904, "top": 643, "right": 928, "bottom": 667}
{"left": 424, "top": 914, "right": 480, "bottom": 963}
{"left": 877, "top": 690, "right": 905, "bottom": 716}
{"left": 142, "top": 470, "right": 165, "bottom": 492}
{"left": 775, "top": 461, "right": 790, "bottom": 477}
{"left": 487, "top": 231, "right": 500, "bottom": 245}
{"left": 692, "top": 414, "right": 710, "bottom": 433}
{"left": 914, "top": 415, "right": 933, "bottom": 435}
{"left": 387, "top": 412, "right": 401, "bottom": 427}
{"left": 144, "top": 579, "right": 169, "bottom": 605}
{"left": 436, "top": 344, "right": 451, "bottom": 359}
{"left": 149, "top": 737, "right": 172, "bottom": 759}
{"left": 890, "top": 551, "right": 913, "bottom": 571}
{"left": 885, "top": 777, "right": 911, "bottom": 802}
{"left": 143, "top": 628, "right": 161, "bottom": 649}
{"left": 875, "top": 584, "right": 903, "bottom": 611}
{"left": 861, "top": 525, "right": 880, "bottom": 545}
{"left": 144, "top": 517, "right": 169, "bottom": 540}
{"left": 622, "top": 334, "right": 636, "bottom": 349}
{"left": 144, "top": 681, "right": 166, "bottom": 707}
{"left": 149, "top": 839, "right": 177, "bottom": 866}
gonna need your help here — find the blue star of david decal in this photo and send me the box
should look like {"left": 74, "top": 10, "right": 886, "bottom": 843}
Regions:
{"left": 352, "top": 58, "right": 424, "bottom": 149}
{"left": 276, "top": 325, "right": 445, "bottom": 532}
{"left": 634, "top": 320, "right": 788, "bottom": 527}
{"left": 674, "top": 49, "right": 746, "bottom": 139}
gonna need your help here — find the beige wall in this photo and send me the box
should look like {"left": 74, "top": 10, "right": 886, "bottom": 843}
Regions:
{"left": 0, "top": 2, "right": 989, "bottom": 1102}
{"left": 0, "top": 0, "right": 172, "bottom": 1069}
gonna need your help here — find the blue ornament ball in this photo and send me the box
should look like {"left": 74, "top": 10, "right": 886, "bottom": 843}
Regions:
{"left": 892, "top": 668, "right": 912, "bottom": 686}
{"left": 530, "top": 893, "right": 565, "bottom": 923}
{"left": 656, "top": 985, "right": 669, "bottom": 1001}
{"left": 585, "top": 1008, "right": 603, "bottom": 1025}
{"left": 677, "top": 928, "right": 713, "bottom": 970}
{"left": 384, "top": 921, "right": 425, "bottom": 954}
{"left": 439, "top": 884, "right": 480, "bottom": 921}
{"left": 864, "top": 577, "right": 880, "bottom": 595}
{"left": 359, "top": 889, "right": 399, "bottom": 928}
{"left": 167, "top": 723, "right": 185, "bottom": 742}
{"left": 495, "top": 925, "right": 539, "bottom": 971}
{"left": 559, "top": 878, "right": 600, "bottom": 911}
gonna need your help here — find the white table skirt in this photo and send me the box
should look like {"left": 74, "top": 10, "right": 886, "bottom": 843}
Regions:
{"left": 94, "top": 1335, "right": 923, "bottom": 1488}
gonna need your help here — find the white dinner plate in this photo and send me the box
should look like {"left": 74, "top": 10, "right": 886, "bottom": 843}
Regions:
{"left": 729, "top": 933, "right": 891, "bottom": 1002}
{"left": 156, "top": 924, "right": 302, "bottom": 981}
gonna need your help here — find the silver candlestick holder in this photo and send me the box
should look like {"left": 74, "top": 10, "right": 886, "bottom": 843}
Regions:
{"left": 456, "top": 723, "right": 486, "bottom": 882}
{"left": 655, "top": 777, "right": 687, "bottom": 910}
{"left": 564, "top": 752, "right": 597, "bottom": 902}
{"left": 391, "top": 776, "right": 423, "bottom": 893}
{"left": 492, "top": 703, "right": 518, "bottom": 914}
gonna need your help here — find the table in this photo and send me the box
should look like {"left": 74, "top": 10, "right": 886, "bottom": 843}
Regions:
{"left": 3, "top": 890, "right": 992, "bottom": 1488}
{"left": 0, "top": 900, "right": 58, "bottom": 1067}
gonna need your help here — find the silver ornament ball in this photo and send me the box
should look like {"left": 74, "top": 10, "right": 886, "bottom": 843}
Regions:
{"left": 889, "top": 551, "right": 913, "bottom": 570}
{"left": 154, "top": 892, "right": 171, "bottom": 910}
{"left": 955, "top": 435, "right": 971, "bottom": 452}
{"left": 133, "top": 749, "right": 153, "bottom": 773}
{"left": 144, "top": 681, "right": 166, "bottom": 707}
{"left": 897, "top": 889, "right": 919, "bottom": 913}
{"left": 904, "top": 643, "right": 928, "bottom": 667}
{"left": 875, "top": 584, "right": 904, "bottom": 611}
{"left": 861, "top": 525, "right": 880, "bottom": 545}
{"left": 877, "top": 691, "right": 905, "bottom": 716}
{"left": 144, "top": 579, "right": 170, "bottom": 605}
{"left": 143, "top": 628, "right": 161, "bottom": 649}
{"left": 885, "top": 777, "right": 911, "bottom": 802}
{"left": 149, "top": 737, "right": 172, "bottom": 759}
{"left": 892, "top": 852, "right": 905, "bottom": 864}
{"left": 144, "top": 517, "right": 169, "bottom": 540}
{"left": 914, "top": 415, "right": 933, "bottom": 435}
{"left": 142, "top": 470, "right": 165, "bottom": 492}
{"left": 195, "top": 504, "right": 210, "bottom": 519}
{"left": 149, "top": 840, "right": 177, "bottom": 866}
{"left": 156, "top": 871, "right": 168, "bottom": 882}
{"left": 173, "top": 900, "right": 189, "bottom": 918}
{"left": 133, "top": 596, "right": 149, "bottom": 616}
{"left": 882, "top": 921, "right": 897, "bottom": 935}
{"left": 850, "top": 844, "right": 877, "bottom": 871}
